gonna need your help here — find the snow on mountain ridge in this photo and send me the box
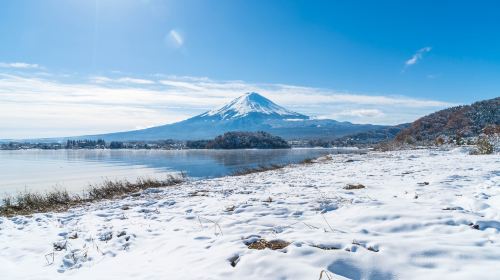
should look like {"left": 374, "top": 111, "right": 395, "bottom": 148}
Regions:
{"left": 201, "top": 92, "right": 308, "bottom": 120}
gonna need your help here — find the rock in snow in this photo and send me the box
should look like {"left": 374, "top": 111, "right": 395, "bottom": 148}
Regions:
{"left": 0, "top": 149, "right": 499, "bottom": 279}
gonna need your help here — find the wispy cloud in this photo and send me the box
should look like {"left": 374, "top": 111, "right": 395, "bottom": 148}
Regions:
{"left": 426, "top": 73, "right": 440, "bottom": 79}
{"left": 91, "top": 76, "right": 155, "bottom": 85}
{"left": 0, "top": 62, "right": 42, "bottom": 69}
{"left": 404, "top": 47, "right": 432, "bottom": 70}
{"left": 0, "top": 71, "right": 454, "bottom": 139}
{"left": 337, "top": 109, "right": 385, "bottom": 118}
{"left": 167, "top": 29, "right": 184, "bottom": 48}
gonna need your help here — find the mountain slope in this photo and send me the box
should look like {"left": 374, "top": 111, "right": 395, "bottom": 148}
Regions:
{"left": 331, "top": 123, "right": 411, "bottom": 146}
{"left": 395, "top": 97, "right": 499, "bottom": 143}
{"left": 71, "top": 92, "right": 387, "bottom": 141}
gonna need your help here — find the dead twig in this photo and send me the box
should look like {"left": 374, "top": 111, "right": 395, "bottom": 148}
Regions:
{"left": 44, "top": 251, "right": 55, "bottom": 265}
{"left": 319, "top": 269, "right": 334, "bottom": 280}
{"left": 198, "top": 216, "right": 224, "bottom": 236}
{"left": 321, "top": 214, "right": 335, "bottom": 232}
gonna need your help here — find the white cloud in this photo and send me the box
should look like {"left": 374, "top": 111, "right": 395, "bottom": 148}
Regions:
{"left": 159, "top": 75, "right": 211, "bottom": 82}
{"left": 404, "top": 47, "right": 432, "bottom": 68}
{"left": 318, "top": 109, "right": 388, "bottom": 124}
{"left": 116, "top": 77, "right": 155, "bottom": 85}
{"left": 338, "top": 109, "right": 385, "bottom": 118}
{"left": 159, "top": 80, "right": 205, "bottom": 91}
{"left": 0, "top": 62, "right": 42, "bottom": 69}
{"left": 167, "top": 29, "right": 184, "bottom": 48}
{"left": 90, "top": 76, "right": 113, "bottom": 84}
{"left": 91, "top": 76, "right": 155, "bottom": 85}
{"left": 0, "top": 72, "right": 454, "bottom": 139}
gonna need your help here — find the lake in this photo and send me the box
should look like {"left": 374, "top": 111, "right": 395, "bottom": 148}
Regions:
{"left": 0, "top": 148, "right": 362, "bottom": 196}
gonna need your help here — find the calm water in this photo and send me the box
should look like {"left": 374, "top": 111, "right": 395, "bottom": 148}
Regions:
{"left": 0, "top": 148, "right": 360, "bottom": 195}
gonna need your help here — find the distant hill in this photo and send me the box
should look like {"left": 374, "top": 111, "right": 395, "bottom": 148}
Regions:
{"left": 395, "top": 97, "right": 499, "bottom": 143}
{"left": 52, "top": 92, "right": 386, "bottom": 141}
{"left": 304, "top": 123, "right": 410, "bottom": 147}
{"left": 186, "top": 131, "right": 290, "bottom": 149}
{"left": 331, "top": 123, "right": 411, "bottom": 146}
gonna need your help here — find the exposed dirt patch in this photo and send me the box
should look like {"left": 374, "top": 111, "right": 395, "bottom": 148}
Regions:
{"left": 247, "top": 239, "right": 290, "bottom": 250}
{"left": 344, "top": 184, "right": 366, "bottom": 190}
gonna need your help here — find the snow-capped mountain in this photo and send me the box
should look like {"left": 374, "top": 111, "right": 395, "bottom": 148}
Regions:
{"left": 199, "top": 92, "right": 308, "bottom": 120}
{"left": 61, "top": 92, "right": 385, "bottom": 141}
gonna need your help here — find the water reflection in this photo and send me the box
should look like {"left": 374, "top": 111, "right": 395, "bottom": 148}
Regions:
{"left": 0, "top": 148, "right": 362, "bottom": 195}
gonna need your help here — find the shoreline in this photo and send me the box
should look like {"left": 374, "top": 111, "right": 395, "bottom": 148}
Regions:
{"left": 0, "top": 148, "right": 364, "bottom": 203}
{"left": 0, "top": 146, "right": 365, "bottom": 151}
{"left": 0, "top": 150, "right": 343, "bottom": 216}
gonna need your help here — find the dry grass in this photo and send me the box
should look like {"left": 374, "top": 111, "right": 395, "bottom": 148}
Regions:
{"left": 231, "top": 164, "right": 285, "bottom": 176}
{"left": 188, "top": 189, "right": 210, "bottom": 197}
{"left": 0, "top": 175, "right": 184, "bottom": 216}
{"left": 318, "top": 270, "right": 334, "bottom": 280}
{"left": 374, "top": 141, "right": 402, "bottom": 152}
{"left": 87, "top": 177, "right": 182, "bottom": 200}
{"left": 231, "top": 153, "right": 335, "bottom": 176}
{"left": 300, "top": 158, "right": 315, "bottom": 164}
{"left": 263, "top": 196, "right": 273, "bottom": 203}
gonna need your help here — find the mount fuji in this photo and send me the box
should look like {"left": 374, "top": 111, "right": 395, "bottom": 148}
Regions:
{"left": 199, "top": 92, "right": 308, "bottom": 121}
{"left": 74, "top": 92, "right": 385, "bottom": 141}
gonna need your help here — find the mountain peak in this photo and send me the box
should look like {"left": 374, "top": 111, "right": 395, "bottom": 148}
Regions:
{"left": 200, "top": 92, "right": 309, "bottom": 120}
{"left": 244, "top": 91, "right": 265, "bottom": 100}
{"left": 245, "top": 91, "right": 261, "bottom": 97}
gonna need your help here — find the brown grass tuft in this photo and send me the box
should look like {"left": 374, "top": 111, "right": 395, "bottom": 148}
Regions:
{"left": 231, "top": 164, "right": 285, "bottom": 176}
{"left": 300, "top": 158, "right": 315, "bottom": 164}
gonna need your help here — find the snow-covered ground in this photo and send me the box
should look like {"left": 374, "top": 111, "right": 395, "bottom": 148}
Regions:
{"left": 0, "top": 149, "right": 499, "bottom": 280}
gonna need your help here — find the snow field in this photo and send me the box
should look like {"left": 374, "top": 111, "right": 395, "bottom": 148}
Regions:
{"left": 0, "top": 149, "right": 498, "bottom": 279}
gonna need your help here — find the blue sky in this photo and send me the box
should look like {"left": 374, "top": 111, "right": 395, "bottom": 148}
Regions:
{"left": 1, "top": 0, "right": 499, "bottom": 138}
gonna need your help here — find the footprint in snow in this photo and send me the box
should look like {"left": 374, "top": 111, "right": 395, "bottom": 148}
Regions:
{"left": 194, "top": 236, "right": 212, "bottom": 240}
{"left": 327, "top": 259, "right": 394, "bottom": 280}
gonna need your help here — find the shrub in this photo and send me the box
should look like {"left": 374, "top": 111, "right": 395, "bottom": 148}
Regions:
{"left": 435, "top": 136, "right": 445, "bottom": 145}
{"left": 470, "top": 137, "right": 494, "bottom": 155}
